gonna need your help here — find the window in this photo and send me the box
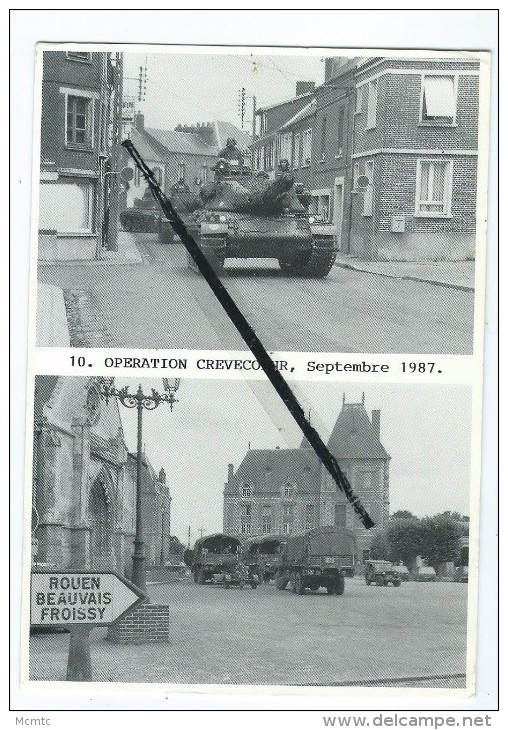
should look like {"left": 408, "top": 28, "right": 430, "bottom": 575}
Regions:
{"left": 153, "top": 167, "right": 163, "bottom": 185}
{"left": 259, "top": 112, "right": 267, "bottom": 136}
{"left": 293, "top": 133, "right": 302, "bottom": 168}
{"left": 310, "top": 194, "right": 331, "bottom": 223}
{"left": 282, "top": 505, "right": 294, "bottom": 535}
{"left": 279, "top": 132, "right": 293, "bottom": 166}
{"left": 353, "top": 162, "right": 360, "bottom": 189}
{"left": 201, "top": 164, "right": 208, "bottom": 183}
{"left": 263, "top": 142, "right": 274, "bottom": 170}
{"left": 66, "top": 95, "right": 92, "bottom": 147}
{"left": 366, "top": 80, "right": 377, "bottom": 128}
{"left": 261, "top": 506, "right": 271, "bottom": 534}
{"left": 39, "top": 177, "right": 94, "bottom": 233}
{"left": 177, "top": 162, "right": 185, "bottom": 182}
{"left": 241, "top": 484, "right": 251, "bottom": 498}
{"left": 241, "top": 522, "right": 251, "bottom": 535}
{"left": 363, "top": 160, "right": 374, "bottom": 217}
{"left": 355, "top": 87, "right": 363, "bottom": 114}
{"left": 302, "top": 129, "right": 312, "bottom": 166}
{"left": 415, "top": 160, "right": 453, "bottom": 217}
{"left": 240, "top": 503, "right": 252, "bottom": 517}
{"left": 320, "top": 116, "right": 327, "bottom": 161}
{"left": 66, "top": 51, "right": 91, "bottom": 61}
{"left": 305, "top": 504, "right": 315, "bottom": 530}
{"left": 336, "top": 109, "right": 345, "bottom": 157}
{"left": 421, "top": 75, "right": 456, "bottom": 125}
{"left": 284, "top": 483, "right": 294, "bottom": 498}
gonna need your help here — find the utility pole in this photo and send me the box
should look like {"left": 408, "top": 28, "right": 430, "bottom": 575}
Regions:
{"left": 187, "top": 525, "right": 191, "bottom": 548}
{"left": 198, "top": 527, "right": 205, "bottom": 539}
{"left": 106, "top": 52, "right": 123, "bottom": 251}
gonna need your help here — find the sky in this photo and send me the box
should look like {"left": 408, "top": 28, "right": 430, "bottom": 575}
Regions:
{"left": 123, "top": 50, "right": 325, "bottom": 132}
{"left": 115, "top": 377, "right": 472, "bottom": 545}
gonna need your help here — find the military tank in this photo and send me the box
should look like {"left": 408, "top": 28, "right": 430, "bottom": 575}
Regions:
{"left": 165, "top": 159, "right": 337, "bottom": 277}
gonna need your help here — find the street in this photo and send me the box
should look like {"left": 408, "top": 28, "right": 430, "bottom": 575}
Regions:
{"left": 37, "top": 234, "right": 474, "bottom": 354}
{"left": 29, "top": 578, "right": 468, "bottom": 686}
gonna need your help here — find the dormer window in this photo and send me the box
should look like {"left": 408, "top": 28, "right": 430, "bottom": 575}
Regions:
{"left": 241, "top": 484, "right": 251, "bottom": 498}
{"left": 283, "top": 483, "right": 294, "bottom": 498}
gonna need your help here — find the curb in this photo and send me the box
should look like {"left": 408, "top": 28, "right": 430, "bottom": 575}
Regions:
{"left": 334, "top": 261, "right": 474, "bottom": 293}
{"left": 38, "top": 258, "right": 145, "bottom": 267}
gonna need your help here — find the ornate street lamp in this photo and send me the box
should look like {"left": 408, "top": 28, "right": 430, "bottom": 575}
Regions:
{"left": 98, "top": 377, "right": 180, "bottom": 592}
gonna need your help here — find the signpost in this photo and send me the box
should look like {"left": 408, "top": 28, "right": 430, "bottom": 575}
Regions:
{"left": 31, "top": 571, "right": 145, "bottom": 681}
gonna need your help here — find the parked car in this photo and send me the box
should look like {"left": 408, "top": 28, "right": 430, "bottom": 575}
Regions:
{"left": 454, "top": 565, "right": 469, "bottom": 583}
{"left": 412, "top": 566, "right": 437, "bottom": 582}
{"left": 365, "top": 560, "right": 401, "bottom": 587}
{"left": 395, "top": 564, "right": 410, "bottom": 582}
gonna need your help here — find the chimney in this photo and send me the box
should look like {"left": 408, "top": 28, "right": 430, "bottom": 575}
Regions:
{"left": 135, "top": 112, "right": 144, "bottom": 132}
{"left": 371, "top": 410, "right": 381, "bottom": 439}
{"left": 296, "top": 81, "right": 316, "bottom": 96}
{"left": 227, "top": 463, "right": 234, "bottom": 482}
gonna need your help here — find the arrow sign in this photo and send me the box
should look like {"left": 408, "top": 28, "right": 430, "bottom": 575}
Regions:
{"left": 31, "top": 571, "right": 145, "bottom": 627}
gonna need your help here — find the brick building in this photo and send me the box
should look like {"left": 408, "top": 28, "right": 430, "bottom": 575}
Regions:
{"left": 251, "top": 81, "right": 316, "bottom": 180}
{"left": 339, "top": 56, "right": 480, "bottom": 260}
{"left": 32, "top": 377, "right": 171, "bottom": 577}
{"left": 249, "top": 56, "right": 480, "bottom": 261}
{"left": 39, "top": 51, "right": 122, "bottom": 259}
{"left": 123, "top": 114, "right": 251, "bottom": 205}
{"left": 223, "top": 394, "right": 390, "bottom": 557}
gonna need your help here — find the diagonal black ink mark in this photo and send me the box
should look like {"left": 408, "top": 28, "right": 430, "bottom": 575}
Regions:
{"left": 122, "top": 139, "right": 374, "bottom": 530}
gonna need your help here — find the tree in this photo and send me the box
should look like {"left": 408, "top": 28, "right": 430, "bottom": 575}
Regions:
{"left": 391, "top": 510, "right": 416, "bottom": 520}
{"left": 370, "top": 530, "right": 390, "bottom": 560}
{"left": 386, "top": 518, "right": 422, "bottom": 568}
{"left": 419, "top": 516, "right": 462, "bottom": 569}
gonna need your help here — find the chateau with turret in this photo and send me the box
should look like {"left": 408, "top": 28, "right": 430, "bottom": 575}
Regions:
{"left": 223, "top": 394, "right": 390, "bottom": 557}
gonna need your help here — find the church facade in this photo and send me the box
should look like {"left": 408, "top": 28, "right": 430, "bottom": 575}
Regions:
{"left": 223, "top": 394, "right": 390, "bottom": 557}
{"left": 32, "top": 376, "right": 172, "bottom": 577}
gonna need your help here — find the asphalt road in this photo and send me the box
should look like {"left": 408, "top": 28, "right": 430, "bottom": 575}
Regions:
{"left": 37, "top": 234, "right": 474, "bottom": 354}
{"left": 29, "top": 578, "right": 468, "bottom": 686}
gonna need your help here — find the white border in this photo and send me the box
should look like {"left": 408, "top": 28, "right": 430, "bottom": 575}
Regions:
{"left": 9, "top": 7, "right": 498, "bottom": 716}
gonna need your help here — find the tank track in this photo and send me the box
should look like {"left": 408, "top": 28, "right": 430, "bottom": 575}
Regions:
{"left": 279, "top": 243, "right": 336, "bottom": 279}
{"left": 302, "top": 247, "right": 337, "bottom": 278}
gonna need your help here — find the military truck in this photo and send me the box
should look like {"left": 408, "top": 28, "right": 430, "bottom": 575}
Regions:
{"left": 161, "top": 158, "right": 336, "bottom": 277}
{"left": 184, "top": 533, "right": 258, "bottom": 588}
{"left": 275, "top": 526, "right": 357, "bottom": 595}
{"left": 243, "top": 535, "right": 287, "bottom": 583}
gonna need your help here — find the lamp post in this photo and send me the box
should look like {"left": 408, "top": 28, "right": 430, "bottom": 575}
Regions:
{"left": 99, "top": 377, "right": 180, "bottom": 593}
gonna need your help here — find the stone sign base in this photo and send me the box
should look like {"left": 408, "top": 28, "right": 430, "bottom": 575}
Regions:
{"left": 106, "top": 603, "right": 170, "bottom": 644}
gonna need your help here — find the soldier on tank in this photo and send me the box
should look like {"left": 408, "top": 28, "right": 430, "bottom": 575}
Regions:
{"left": 217, "top": 137, "right": 244, "bottom": 167}
{"left": 275, "top": 158, "right": 291, "bottom": 178}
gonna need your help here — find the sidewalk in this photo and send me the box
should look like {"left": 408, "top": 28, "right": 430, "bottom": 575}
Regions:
{"left": 38, "top": 230, "right": 143, "bottom": 265}
{"left": 36, "top": 282, "right": 71, "bottom": 347}
{"left": 334, "top": 255, "right": 475, "bottom": 292}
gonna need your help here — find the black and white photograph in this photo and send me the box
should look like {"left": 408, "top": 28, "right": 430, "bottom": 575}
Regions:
{"left": 10, "top": 6, "right": 498, "bottom": 719}
{"left": 28, "top": 376, "right": 474, "bottom": 689}
{"left": 34, "top": 46, "right": 488, "bottom": 354}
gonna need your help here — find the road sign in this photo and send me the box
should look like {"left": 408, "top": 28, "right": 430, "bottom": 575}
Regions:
{"left": 31, "top": 571, "right": 145, "bottom": 627}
